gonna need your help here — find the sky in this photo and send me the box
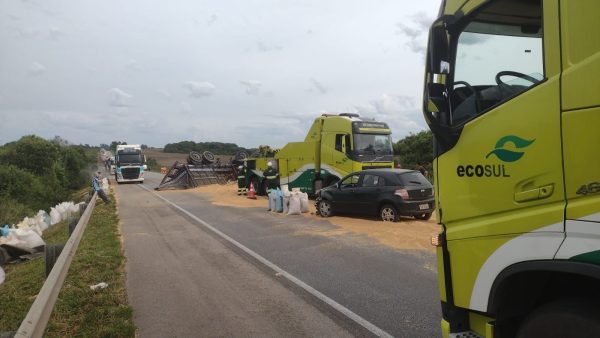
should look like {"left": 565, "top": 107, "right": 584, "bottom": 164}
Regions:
{"left": 0, "top": 0, "right": 440, "bottom": 149}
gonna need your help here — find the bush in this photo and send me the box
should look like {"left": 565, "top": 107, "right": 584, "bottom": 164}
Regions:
{"left": 0, "top": 136, "right": 93, "bottom": 225}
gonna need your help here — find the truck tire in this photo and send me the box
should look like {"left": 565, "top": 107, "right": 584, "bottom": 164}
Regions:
{"left": 516, "top": 298, "right": 600, "bottom": 338}
{"left": 380, "top": 204, "right": 399, "bottom": 222}
{"left": 318, "top": 199, "right": 334, "bottom": 217}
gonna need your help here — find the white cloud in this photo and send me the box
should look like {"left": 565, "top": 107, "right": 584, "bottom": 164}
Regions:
{"left": 207, "top": 14, "right": 217, "bottom": 25}
{"left": 18, "top": 27, "right": 40, "bottom": 39}
{"left": 183, "top": 81, "right": 215, "bottom": 98}
{"left": 28, "top": 61, "right": 46, "bottom": 76}
{"left": 239, "top": 80, "right": 262, "bottom": 96}
{"left": 256, "top": 40, "right": 282, "bottom": 52}
{"left": 180, "top": 101, "right": 192, "bottom": 114}
{"left": 157, "top": 89, "right": 173, "bottom": 100}
{"left": 395, "top": 12, "right": 434, "bottom": 55}
{"left": 352, "top": 94, "right": 425, "bottom": 138}
{"left": 308, "top": 78, "right": 327, "bottom": 94}
{"left": 125, "top": 59, "right": 141, "bottom": 72}
{"left": 108, "top": 88, "right": 133, "bottom": 107}
{"left": 49, "top": 26, "right": 63, "bottom": 40}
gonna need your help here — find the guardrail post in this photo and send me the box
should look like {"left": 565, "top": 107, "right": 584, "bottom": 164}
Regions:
{"left": 44, "top": 244, "right": 65, "bottom": 278}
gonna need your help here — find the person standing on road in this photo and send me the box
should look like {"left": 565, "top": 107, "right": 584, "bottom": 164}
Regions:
{"left": 92, "top": 171, "right": 111, "bottom": 204}
{"left": 263, "top": 161, "right": 279, "bottom": 194}
{"left": 237, "top": 165, "right": 248, "bottom": 195}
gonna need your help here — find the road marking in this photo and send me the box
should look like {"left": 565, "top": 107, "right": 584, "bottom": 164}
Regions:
{"left": 139, "top": 184, "right": 393, "bottom": 338}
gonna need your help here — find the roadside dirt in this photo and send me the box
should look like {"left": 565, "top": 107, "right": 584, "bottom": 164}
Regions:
{"left": 192, "top": 183, "right": 440, "bottom": 252}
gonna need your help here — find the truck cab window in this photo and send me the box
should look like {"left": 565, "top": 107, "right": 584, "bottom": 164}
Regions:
{"left": 451, "top": 0, "right": 543, "bottom": 125}
{"left": 335, "top": 134, "right": 344, "bottom": 152}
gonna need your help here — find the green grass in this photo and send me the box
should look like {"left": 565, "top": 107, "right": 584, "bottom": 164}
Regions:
{"left": 0, "top": 192, "right": 135, "bottom": 337}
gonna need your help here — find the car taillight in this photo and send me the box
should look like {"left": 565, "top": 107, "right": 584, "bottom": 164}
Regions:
{"left": 395, "top": 188, "right": 409, "bottom": 200}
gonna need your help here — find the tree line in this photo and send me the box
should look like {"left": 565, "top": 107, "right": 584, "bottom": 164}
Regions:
{"left": 393, "top": 130, "right": 433, "bottom": 173}
{"left": 0, "top": 135, "right": 94, "bottom": 225}
{"left": 161, "top": 132, "right": 432, "bottom": 172}
{"left": 163, "top": 141, "right": 256, "bottom": 156}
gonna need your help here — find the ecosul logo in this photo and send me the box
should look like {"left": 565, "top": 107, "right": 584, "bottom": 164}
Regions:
{"left": 457, "top": 135, "right": 535, "bottom": 178}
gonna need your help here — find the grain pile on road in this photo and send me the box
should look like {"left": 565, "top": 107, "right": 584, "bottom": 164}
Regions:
{"left": 186, "top": 183, "right": 441, "bottom": 252}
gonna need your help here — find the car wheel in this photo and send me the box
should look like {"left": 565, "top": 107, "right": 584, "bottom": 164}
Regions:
{"left": 318, "top": 199, "right": 334, "bottom": 217}
{"left": 415, "top": 212, "right": 432, "bottom": 220}
{"left": 380, "top": 204, "right": 399, "bottom": 222}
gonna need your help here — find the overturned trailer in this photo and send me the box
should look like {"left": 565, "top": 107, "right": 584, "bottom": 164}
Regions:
{"left": 155, "top": 151, "right": 246, "bottom": 190}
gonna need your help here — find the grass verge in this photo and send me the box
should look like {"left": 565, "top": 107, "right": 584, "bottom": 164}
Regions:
{"left": 0, "top": 191, "right": 135, "bottom": 336}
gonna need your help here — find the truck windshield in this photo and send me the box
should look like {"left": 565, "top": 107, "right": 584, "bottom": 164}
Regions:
{"left": 118, "top": 154, "right": 142, "bottom": 164}
{"left": 450, "top": 0, "right": 543, "bottom": 125}
{"left": 353, "top": 133, "right": 392, "bottom": 155}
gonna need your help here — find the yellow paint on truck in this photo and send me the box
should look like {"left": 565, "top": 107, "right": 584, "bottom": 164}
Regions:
{"left": 423, "top": 0, "right": 600, "bottom": 337}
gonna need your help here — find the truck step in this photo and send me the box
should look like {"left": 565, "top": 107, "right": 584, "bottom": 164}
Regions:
{"left": 449, "top": 331, "right": 483, "bottom": 338}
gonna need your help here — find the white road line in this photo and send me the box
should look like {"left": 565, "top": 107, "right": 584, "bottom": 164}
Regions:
{"left": 139, "top": 184, "right": 393, "bottom": 338}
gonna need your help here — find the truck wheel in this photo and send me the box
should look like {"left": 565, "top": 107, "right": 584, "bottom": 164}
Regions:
{"left": 380, "top": 204, "right": 399, "bottom": 222}
{"left": 318, "top": 199, "right": 333, "bottom": 217}
{"left": 415, "top": 212, "right": 432, "bottom": 220}
{"left": 516, "top": 298, "right": 600, "bottom": 338}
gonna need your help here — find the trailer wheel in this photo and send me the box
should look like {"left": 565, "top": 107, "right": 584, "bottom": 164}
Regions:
{"left": 516, "top": 298, "right": 600, "bottom": 338}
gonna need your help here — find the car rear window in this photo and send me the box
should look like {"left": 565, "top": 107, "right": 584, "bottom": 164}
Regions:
{"left": 395, "top": 172, "right": 430, "bottom": 186}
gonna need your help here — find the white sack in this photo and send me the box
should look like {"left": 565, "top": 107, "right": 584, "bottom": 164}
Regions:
{"left": 50, "top": 207, "right": 61, "bottom": 225}
{"left": 269, "top": 191, "right": 278, "bottom": 213}
{"left": 12, "top": 228, "right": 45, "bottom": 249}
{"left": 300, "top": 192, "right": 309, "bottom": 213}
{"left": 0, "top": 266, "right": 5, "bottom": 285}
{"left": 287, "top": 194, "right": 301, "bottom": 215}
{"left": 102, "top": 178, "right": 109, "bottom": 191}
{"left": 34, "top": 211, "right": 49, "bottom": 232}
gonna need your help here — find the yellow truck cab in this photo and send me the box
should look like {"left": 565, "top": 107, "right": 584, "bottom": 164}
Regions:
{"left": 423, "top": 0, "right": 600, "bottom": 337}
{"left": 246, "top": 113, "right": 394, "bottom": 195}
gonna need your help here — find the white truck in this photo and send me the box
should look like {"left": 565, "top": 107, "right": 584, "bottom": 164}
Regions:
{"left": 115, "top": 144, "right": 145, "bottom": 183}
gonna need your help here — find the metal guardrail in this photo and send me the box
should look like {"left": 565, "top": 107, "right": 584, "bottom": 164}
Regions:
{"left": 14, "top": 193, "right": 98, "bottom": 338}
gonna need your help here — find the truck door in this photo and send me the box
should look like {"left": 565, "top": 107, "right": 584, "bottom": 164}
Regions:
{"left": 328, "top": 134, "right": 353, "bottom": 180}
{"left": 424, "top": 0, "right": 565, "bottom": 312}
{"left": 554, "top": 1, "right": 600, "bottom": 262}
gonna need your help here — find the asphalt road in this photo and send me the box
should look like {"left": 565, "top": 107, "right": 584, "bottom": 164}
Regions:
{"left": 116, "top": 171, "right": 441, "bottom": 337}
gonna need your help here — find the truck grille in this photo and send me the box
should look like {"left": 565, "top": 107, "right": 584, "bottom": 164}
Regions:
{"left": 122, "top": 167, "right": 140, "bottom": 179}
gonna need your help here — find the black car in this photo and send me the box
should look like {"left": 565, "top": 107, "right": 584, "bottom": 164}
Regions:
{"left": 316, "top": 168, "right": 435, "bottom": 222}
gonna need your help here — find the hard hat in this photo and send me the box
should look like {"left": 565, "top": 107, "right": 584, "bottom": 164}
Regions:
{"left": 238, "top": 165, "right": 243, "bottom": 169}
{"left": 267, "top": 161, "right": 272, "bottom": 167}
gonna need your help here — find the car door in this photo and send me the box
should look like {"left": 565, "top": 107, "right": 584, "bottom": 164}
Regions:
{"left": 332, "top": 173, "right": 361, "bottom": 213}
{"left": 354, "top": 173, "right": 382, "bottom": 215}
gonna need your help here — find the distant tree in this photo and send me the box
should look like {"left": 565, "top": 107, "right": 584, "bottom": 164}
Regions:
{"left": 0, "top": 135, "right": 60, "bottom": 176}
{"left": 99, "top": 143, "right": 110, "bottom": 149}
{"left": 0, "top": 135, "right": 93, "bottom": 224}
{"left": 52, "top": 135, "right": 70, "bottom": 147}
{"left": 163, "top": 141, "right": 255, "bottom": 155}
{"left": 110, "top": 141, "right": 127, "bottom": 152}
{"left": 141, "top": 144, "right": 148, "bottom": 149}
{"left": 394, "top": 130, "right": 433, "bottom": 171}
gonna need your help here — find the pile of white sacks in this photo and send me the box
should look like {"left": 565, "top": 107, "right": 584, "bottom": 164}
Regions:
{"left": 267, "top": 186, "right": 310, "bottom": 215}
{"left": 0, "top": 201, "right": 84, "bottom": 285}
